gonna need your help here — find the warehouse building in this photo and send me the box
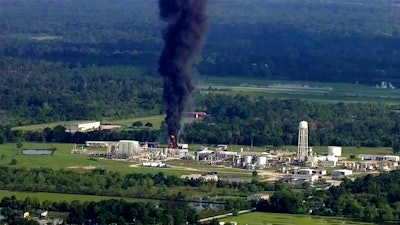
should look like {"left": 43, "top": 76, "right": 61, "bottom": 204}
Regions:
{"left": 66, "top": 121, "right": 101, "bottom": 133}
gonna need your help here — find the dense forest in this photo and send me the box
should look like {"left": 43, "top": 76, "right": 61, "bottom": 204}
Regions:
{"left": 0, "top": 0, "right": 400, "bottom": 125}
{"left": 0, "top": 0, "right": 399, "bottom": 83}
{"left": 0, "top": 58, "right": 163, "bottom": 125}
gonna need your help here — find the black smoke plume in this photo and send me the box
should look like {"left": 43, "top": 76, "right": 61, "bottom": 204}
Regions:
{"left": 158, "top": 0, "right": 208, "bottom": 139}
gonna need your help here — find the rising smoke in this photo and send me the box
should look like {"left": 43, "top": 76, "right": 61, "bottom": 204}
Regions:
{"left": 158, "top": 0, "right": 208, "bottom": 141}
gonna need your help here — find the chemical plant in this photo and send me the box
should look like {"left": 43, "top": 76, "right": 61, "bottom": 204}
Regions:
{"left": 71, "top": 120, "right": 400, "bottom": 186}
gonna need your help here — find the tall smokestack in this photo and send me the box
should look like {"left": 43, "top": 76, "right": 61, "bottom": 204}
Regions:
{"left": 158, "top": 0, "right": 208, "bottom": 143}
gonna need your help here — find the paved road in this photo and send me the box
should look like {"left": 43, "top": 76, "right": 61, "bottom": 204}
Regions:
{"left": 199, "top": 208, "right": 256, "bottom": 223}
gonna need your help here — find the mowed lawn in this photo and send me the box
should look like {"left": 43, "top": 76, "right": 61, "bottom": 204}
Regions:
{"left": 221, "top": 212, "right": 377, "bottom": 225}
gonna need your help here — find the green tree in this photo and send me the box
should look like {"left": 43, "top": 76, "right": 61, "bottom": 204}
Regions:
{"left": 393, "top": 141, "right": 400, "bottom": 153}
{"left": 132, "top": 121, "right": 143, "bottom": 128}
{"left": 269, "top": 188, "right": 305, "bottom": 214}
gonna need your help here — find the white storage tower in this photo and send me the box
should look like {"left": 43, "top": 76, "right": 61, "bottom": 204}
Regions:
{"left": 118, "top": 140, "right": 140, "bottom": 156}
{"left": 328, "top": 146, "right": 342, "bottom": 157}
{"left": 297, "top": 121, "right": 308, "bottom": 161}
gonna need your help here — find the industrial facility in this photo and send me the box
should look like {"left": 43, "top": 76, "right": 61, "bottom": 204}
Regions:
{"left": 71, "top": 139, "right": 189, "bottom": 161}
{"left": 69, "top": 120, "right": 400, "bottom": 187}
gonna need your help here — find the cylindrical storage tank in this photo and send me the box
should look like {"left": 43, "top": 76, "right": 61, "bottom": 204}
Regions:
{"left": 299, "top": 121, "right": 308, "bottom": 129}
{"left": 119, "top": 140, "right": 135, "bottom": 155}
{"left": 257, "top": 156, "right": 267, "bottom": 166}
{"left": 244, "top": 155, "right": 253, "bottom": 164}
{"left": 328, "top": 146, "right": 342, "bottom": 157}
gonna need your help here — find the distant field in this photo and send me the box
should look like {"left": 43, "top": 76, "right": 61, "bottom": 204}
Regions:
{"left": 12, "top": 77, "right": 400, "bottom": 132}
{"left": 102, "top": 114, "right": 164, "bottom": 129}
{"left": 12, "top": 121, "right": 72, "bottom": 131}
{"left": 0, "top": 190, "right": 151, "bottom": 203}
{"left": 220, "top": 212, "right": 382, "bottom": 225}
{"left": 29, "top": 35, "right": 61, "bottom": 41}
{"left": 199, "top": 76, "right": 400, "bottom": 104}
{"left": 12, "top": 115, "right": 165, "bottom": 131}
{"left": 221, "top": 212, "right": 377, "bottom": 225}
{"left": 311, "top": 146, "right": 397, "bottom": 158}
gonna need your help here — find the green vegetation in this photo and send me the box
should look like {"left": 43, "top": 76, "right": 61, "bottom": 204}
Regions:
{"left": 256, "top": 171, "right": 400, "bottom": 223}
{"left": 12, "top": 114, "right": 165, "bottom": 131}
{"left": 0, "top": 196, "right": 198, "bottom": 225}
{"left": 104, "top": 115, "right": 164, "bottom": 130}
{"left": 3, "top": 97, "right": 399, "bottom": 151}
{"left": 0, "top": 190, "right": 151, "bottom": 203}
{"left": 200, "top": 77, "right": 400, "bottom": 104}
{"left": 182, "top": 96, "right": 400, "bottom": 148}
{"left": 0, "top": 166, "right": 274, "bottom": 201}
{"left": 1, "top": 0, "right": 400, "bottom": 126}
{"left": 221, "top": 212, "right": 377, "bottom": 225}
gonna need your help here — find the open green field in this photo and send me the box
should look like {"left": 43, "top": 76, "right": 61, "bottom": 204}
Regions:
{"left": 0, "top": 190, "right": 152, "bottom": 203}
{"left": 102, "top": 114, "right": 164, "bottom": 129}
{"left": 221, "top": 212, "right": 379, "bottom": 225}
{"left": 12, "top": 115, "right": 165, "bottom": 131}
{"left": 199, "top": 76, "right": 400, "bottom": 104}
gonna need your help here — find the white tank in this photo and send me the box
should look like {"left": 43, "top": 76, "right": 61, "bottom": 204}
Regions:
{"left": 257, "top": 156, "right": 267, "bottom": 166}
{"left": 328, "top": 146, "right": 342, "bottom": 157}
{"left": 299, "top": 121, "right": 308, "bottom": 129}
{"left": 244, "top": 155, "right": 253, "bottom": 164}
{"left": 119, "top": 140, "right": 139, "bottom": 155}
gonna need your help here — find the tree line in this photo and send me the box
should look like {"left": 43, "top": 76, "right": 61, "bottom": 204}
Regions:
{"left": 257, "top": 170, "right": 400, "bottom": 223}
{"left": 0, "top": 196, "right": 199, "bottom": 225}
{"left": 0, "top": 167, "right": 277, "bottom": 201}
{"left": 2, "top": 95, "right": 400, "bottom": 150}
{"left": 182, "top": 95, "right": 400, "bottom": 149}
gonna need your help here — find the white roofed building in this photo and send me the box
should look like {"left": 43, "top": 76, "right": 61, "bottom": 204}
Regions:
{"left": 66, "top": 121, "right": 100, "bottom": 133}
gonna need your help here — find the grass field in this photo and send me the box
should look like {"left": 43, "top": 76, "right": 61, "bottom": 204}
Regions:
{"left": 0, "top": 190, "right": 152, "bottom": 203}
{"left": 221, "top": 212, "right": 377, "bottom": 225}
{"left": 12, "top": 115, "right": 165, "bottom": 131}
{"left": 199, "top": 76, "right": 400, "bottom": 104}
{"left": 102, "top": 115, "right": 164, "bottom": 129}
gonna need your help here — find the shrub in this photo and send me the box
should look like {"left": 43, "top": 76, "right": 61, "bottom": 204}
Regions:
{"left": 10, "top": 158, "right": 18, "bottom": 165}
